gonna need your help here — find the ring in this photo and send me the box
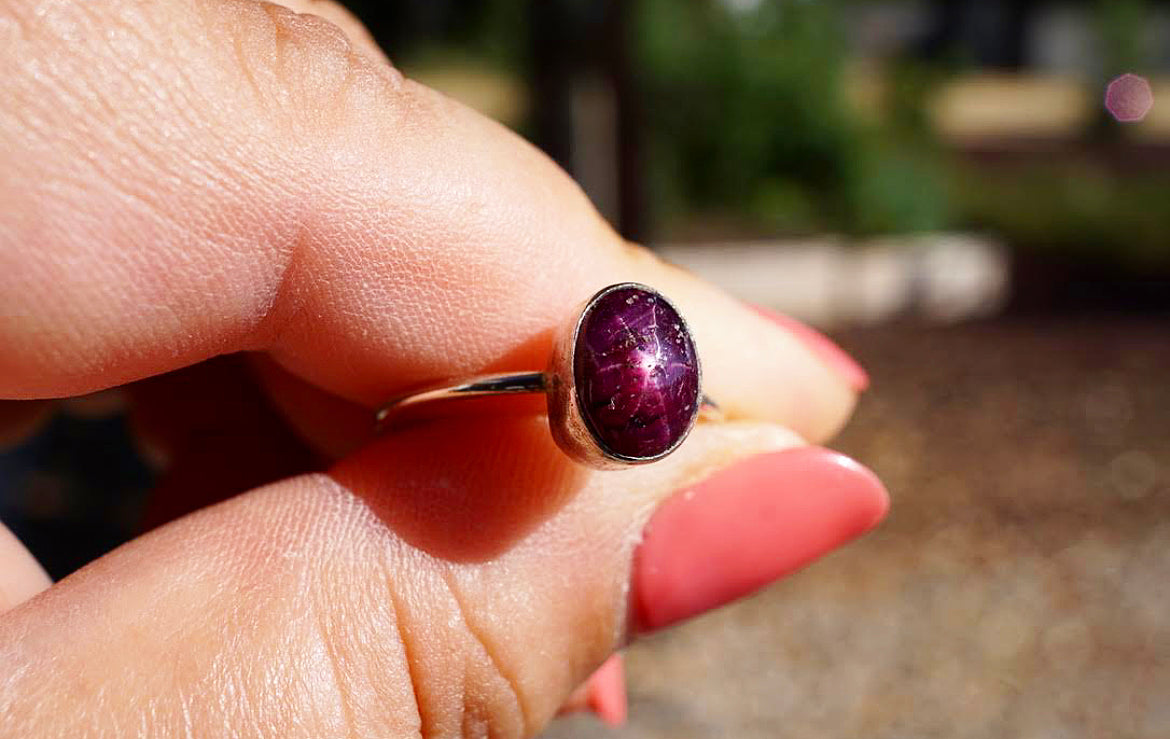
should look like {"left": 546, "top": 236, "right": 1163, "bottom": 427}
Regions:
{"left": 376, "top": 282, "right": 716, "bottom": 468}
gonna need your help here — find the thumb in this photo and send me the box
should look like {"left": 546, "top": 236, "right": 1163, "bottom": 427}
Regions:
{"left": 0, "top": 417, "right": 886, "bottom": 737}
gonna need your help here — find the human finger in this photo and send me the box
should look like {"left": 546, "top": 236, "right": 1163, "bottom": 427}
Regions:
{"left": 0, "top": 0, "right": 862, "bottom": 444}
{"left": 557, "top": 654, "right": 627, "bottom": 726}
{"left": 0, "top": 522, "right": 51, "bottom": 613}
{"left": 0, "top": 415, "right": 886, "bottom": 736}
{"left": 267, "top": 0, "right": 389, "bottom": 63}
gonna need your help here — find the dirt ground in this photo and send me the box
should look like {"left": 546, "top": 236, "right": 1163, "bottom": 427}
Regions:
{"left": 548, "top": 318, "right": 1170, "bottom": 739}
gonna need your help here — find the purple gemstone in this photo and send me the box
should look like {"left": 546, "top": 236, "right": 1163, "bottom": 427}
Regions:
{"left": 574, "top": 285, "right": 701, "bottom": 460}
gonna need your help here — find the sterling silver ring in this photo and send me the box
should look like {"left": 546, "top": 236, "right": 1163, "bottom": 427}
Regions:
{"left": 376, "top": 282, "right": 717, "bottom": 469}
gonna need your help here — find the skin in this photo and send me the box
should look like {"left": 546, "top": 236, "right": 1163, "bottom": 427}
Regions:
{"left": 0, "top": 0, "right": 874, "bottom": 736}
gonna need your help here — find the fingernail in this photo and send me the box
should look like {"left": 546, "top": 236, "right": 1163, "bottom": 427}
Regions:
{"left": 749, "top": 305, "right": 870, "bottom": 391}
{"left": 633, "top": 447, "right": 889, "bottom": 632}
{"left": 586, "top": 654, "right": 627, "bottom": 726}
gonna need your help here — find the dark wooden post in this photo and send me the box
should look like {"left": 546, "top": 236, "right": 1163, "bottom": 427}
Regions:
{"left": 605, "top": 0, "right": 647, "bottom": 242}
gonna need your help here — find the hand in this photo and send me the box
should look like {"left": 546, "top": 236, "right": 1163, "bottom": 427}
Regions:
{"left": 0, "top": 1, "right": 888, "bottom": 736}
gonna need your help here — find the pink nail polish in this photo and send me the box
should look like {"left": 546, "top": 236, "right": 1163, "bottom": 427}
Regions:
{"left": 749, "top": 305, "right": 870, "bottom": 391}
{"left": 585, "top": 654, "right": 627, "bottom": 726}
{"left": 633, "top": 447, "right": 889, "bottom": 632}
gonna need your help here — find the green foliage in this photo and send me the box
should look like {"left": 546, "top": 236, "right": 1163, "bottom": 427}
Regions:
{"left": 843, "top": 142, "right": 952, "bottom": 235}
{"left": 637, "top": 0, "right": 950, "bottom": 238}
{"left": 389, "top": 0, "right": 528, "bottom": 71}
{"left": 1096, "top": 0, "right": 1151, "bottom": 77}
{"left": 386, "top": 0, "right": 1169, "bottom": 266}
{"left": 956, "top": 164, "right": 1170, "bottom": 266}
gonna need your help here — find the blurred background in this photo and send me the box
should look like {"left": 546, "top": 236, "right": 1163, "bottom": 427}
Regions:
{"left": 3, "top": 0, "right": 1169, "bottom": 736}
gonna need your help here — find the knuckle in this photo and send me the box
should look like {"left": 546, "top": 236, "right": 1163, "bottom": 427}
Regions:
{"left": 213, "top": 0, "right": 404, "bottom": 131}
{"left": 370, "top": 560, "right": 530, "bottom": 739}
{"left": 248, "top": 481, "right": 529, "bottom": 739}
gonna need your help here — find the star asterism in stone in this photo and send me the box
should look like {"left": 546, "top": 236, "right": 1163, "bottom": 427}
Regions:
{"left": 573, "top": 285, "right": 701, "bottom": 461}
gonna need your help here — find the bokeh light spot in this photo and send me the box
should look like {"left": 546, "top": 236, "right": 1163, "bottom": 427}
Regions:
{"left": 1105, "top": 73, "right": 1154, "bottom": 123}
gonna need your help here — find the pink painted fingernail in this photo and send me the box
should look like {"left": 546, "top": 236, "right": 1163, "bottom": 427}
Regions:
{"left": 585, "top": 654, "right": 627, "bottom": 726}
{"left": 749, "top": 305, "right": 870, "bottom": 391}
{"left": 633, "top": 447, "right": 889, "bottom": 632}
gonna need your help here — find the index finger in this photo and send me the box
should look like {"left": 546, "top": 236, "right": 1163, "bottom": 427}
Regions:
{"left": 0, "top": 0, "right": 860, "bottom": 442}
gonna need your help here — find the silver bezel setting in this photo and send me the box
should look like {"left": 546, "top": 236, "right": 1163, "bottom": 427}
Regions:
{"left": 546, "top": 281, "right": 703, "bottom": 469}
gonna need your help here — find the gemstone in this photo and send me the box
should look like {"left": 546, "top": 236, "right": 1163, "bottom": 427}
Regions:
{"left": 573, "top": 285, "right": 701, "bottom": 460}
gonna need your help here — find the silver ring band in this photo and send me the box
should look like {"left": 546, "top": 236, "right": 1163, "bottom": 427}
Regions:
{"left": 375, "top": 372, "right": 719, "bottom": 431}
{"left": 374, "top": 282, "right": 709, "bottom": 469}
{"left": 375, "top": 372, "right": 546, "bottom": 429}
